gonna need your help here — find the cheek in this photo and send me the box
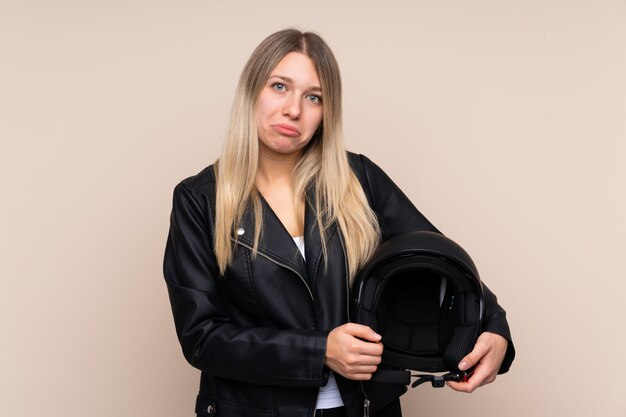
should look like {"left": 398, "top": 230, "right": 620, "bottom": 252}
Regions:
{"left": 255, "top": 102, "right": 268, "bottom": 126}
{"left": 308, "top": 110, "right": 323, "bottom": 133}
{"left": 255, "top": 94, "right": 276, "bottom": 123}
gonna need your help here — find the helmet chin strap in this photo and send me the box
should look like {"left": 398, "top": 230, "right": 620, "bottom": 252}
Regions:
{"left": 370, "top": 368, "right": 474, "bottom": 388}
{"left": 410, "top": 370, "right": 473, "bottom": 388}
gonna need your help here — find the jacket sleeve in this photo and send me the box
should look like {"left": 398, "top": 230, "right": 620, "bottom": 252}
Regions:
{"left": 356, "top": 154, "right": 515, "bottom": 373}
{"left": 163, "top": 182, "right": 328, "bottom": 387}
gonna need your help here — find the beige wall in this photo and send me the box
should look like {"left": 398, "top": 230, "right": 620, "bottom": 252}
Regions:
{"left": 1, "top": 1, "right": 625, "bottom": 416}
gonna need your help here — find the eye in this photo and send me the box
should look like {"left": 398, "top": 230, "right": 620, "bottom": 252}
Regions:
{"left": 272, "top": 82, "right": 286, "bottom": 92}
{"left": 307, "top": 94, "right": 322, "bottom": 105}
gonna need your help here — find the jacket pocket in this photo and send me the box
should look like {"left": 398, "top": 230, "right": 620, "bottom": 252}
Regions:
{"left": 195, "top": 392, "right": 276, "bottom": 417}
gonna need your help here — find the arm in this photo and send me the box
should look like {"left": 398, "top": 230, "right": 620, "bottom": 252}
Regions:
{"left": 355, "top": 154, "right": 515, "bottom": 375}
{"left": 353, "top": 153, "right": 440, "bottom": 238}
{"left": 163, "top": 182, "right": 328, "bottom": 387}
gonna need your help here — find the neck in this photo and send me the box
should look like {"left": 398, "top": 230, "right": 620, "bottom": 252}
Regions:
{"left": 256, "top": 147, "right": 300, "bottom": 186}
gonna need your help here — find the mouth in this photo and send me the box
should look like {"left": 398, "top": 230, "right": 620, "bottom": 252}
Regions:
{"left": 272, "top": 124, "right": 301, "bottom": 137}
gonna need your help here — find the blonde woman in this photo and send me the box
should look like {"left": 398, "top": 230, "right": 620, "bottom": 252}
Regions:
{"left": 164, "top": 29, "right": 514, "bottom": 417}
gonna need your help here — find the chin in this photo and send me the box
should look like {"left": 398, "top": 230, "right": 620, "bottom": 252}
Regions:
{"left": 265, "top": 140, "right": 307, "bottom": 155}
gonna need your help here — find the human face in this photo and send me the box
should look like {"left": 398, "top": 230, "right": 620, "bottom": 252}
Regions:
{"left": 255, "top": 52, "right": 323, "bottom": 158}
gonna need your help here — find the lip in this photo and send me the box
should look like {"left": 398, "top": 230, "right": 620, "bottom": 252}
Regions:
{"left": 272, "top": 124, "right": 300, "bottom": 137}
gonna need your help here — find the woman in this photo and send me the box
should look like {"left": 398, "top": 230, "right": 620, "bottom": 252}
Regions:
{"left": 163, "top": 29, "right": 514, "bottom": 417}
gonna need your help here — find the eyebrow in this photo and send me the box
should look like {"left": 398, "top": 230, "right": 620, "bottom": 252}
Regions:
{"left": 269, "top": 75, "right": 322, "bottom": 93}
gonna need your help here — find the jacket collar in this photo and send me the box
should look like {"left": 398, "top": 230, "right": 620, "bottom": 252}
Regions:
{"left": 233, "top": 187, "right": 338, "bottom": 283}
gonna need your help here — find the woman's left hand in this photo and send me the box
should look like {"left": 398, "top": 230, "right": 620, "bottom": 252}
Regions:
{"left": 447, "top": 331, "right": 508, "bottom": 393}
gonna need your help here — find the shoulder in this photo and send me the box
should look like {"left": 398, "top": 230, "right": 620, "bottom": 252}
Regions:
{"left": 347, "top": 151, "right": 373, "bottom": 175}
{"left": 347, "top": 151, "right": 386, "bottom": 174}
{"left": 178, "top": 164, "right": 217, "bottom": 194}
{"left": 347, "top": 151, "right": 368, "bottom": 171}
{"left": 170, "top": 164, "right": 217, "bottom": 221}
{"left": 346, "top": 151, "right": 391, "bottom": 191}
{"left": 347, "top": 151, "right": 440, "bottom": 235}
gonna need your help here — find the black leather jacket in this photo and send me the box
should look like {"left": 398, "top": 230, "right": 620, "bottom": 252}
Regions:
{"left": 163, "top": 153, "right": 515, "bottom": 417}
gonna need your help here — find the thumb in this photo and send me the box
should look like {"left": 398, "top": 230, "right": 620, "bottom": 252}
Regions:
{"left": 344, "top": 323, "right": 382, "bottom": 342}
{"left": 457, "top": 344, "right": 487, "bottom": 371}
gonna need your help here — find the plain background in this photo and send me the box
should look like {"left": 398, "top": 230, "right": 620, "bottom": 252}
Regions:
{"left": 1, "top": 1, "right": 625, "bottom": 416}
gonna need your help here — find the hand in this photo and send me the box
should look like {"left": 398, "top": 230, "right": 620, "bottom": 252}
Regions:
{"left": 447, "top": 331, "right": 508, "bottom": 393}
{"left": 324, "top": 323, "right": 383, "bottom": 380}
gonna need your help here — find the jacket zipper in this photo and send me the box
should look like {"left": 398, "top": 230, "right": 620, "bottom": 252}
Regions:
{"left": 337, "top": 232, "right": 370, "bottom": 417}
{"left": 234, "top": 238, "right": 320, "bottom": 417}
{"left": 232, "top": 238, "right": 314, "bottom": 301}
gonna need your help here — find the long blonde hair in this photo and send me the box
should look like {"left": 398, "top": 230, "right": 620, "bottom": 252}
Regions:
{"left": 215, "top": 29, "right": 380, "bottom": 282}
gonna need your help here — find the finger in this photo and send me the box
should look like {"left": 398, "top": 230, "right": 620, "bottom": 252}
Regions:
{"left": 447, "top": 374, "right": 481, "bottom": 393}
{"left": 348, "top": 352, "right": 382, "bottom": 366}
{"left": 343, "top": 323, "right": 382, "bottom": 342}
{"left": 346, "top": 365, "right": 379, "bottom": 374}
{"left": 447, "top": 363, "right": 491, "bottom": 393}
{"left": 446, "top": 379, "right": 474, "bottom": 393}
{"left": 334, "top": 365, "right": 367, "bottom": 380}
{"left": 447, "top": 374, "right": 486, "bottom": 393}
{"left": 346, "top": 372, "right": 376, "bottom": 381}
{"left": 457, "top": 341, "right": 489, "bottom": 371}
{"left": 352, "top": 340, "right": 384, "bottom": 357}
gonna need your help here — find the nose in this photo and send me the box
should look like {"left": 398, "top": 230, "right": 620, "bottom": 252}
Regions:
{"left": 282, "top": 94, "right": 301, "bottom": 119}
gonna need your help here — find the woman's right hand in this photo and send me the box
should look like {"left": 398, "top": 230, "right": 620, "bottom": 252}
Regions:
{"left": 324, "top": 323, "right": 384, "bottom": 380}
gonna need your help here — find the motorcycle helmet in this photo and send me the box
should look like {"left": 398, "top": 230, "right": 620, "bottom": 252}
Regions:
{"left": 352, "top": 231, "right": 483, "bottom": 387}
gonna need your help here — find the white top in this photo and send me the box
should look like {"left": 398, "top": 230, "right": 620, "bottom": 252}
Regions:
{"left": 292, "top": 236, "right": 344, "bottom": 410}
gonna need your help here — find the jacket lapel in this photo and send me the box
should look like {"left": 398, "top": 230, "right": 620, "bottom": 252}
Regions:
{"left": 234, "top": 196, "right": 308, "bottom": 280}
{"left": 232, "top": 189, "right": 338, "bottom": 289}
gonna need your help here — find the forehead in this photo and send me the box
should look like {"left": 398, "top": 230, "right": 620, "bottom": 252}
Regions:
{"left": 270, "top": 52, "right": 320, "bottom": 86}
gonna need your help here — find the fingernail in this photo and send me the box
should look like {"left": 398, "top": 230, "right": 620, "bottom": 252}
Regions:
{"left": 374, "top": 332, "right": 382, "bottom": 341}
{"left": 458, "top": 361, "right": 468, "bottom": 371}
